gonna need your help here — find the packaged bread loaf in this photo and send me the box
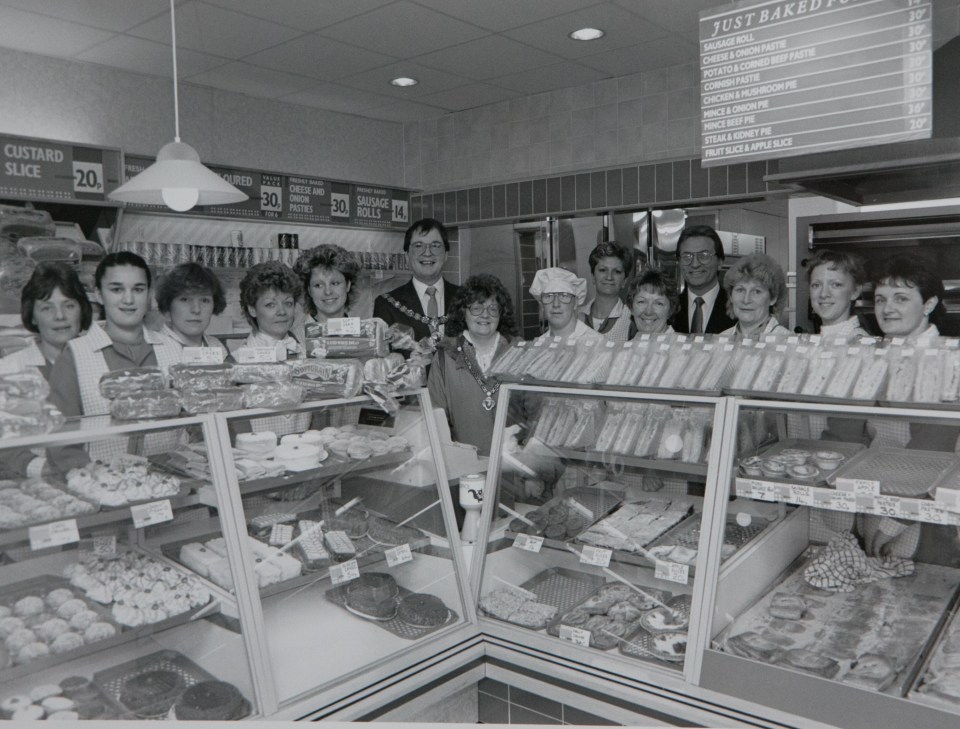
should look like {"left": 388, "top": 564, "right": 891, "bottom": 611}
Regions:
{"left": 824, "top": 348, "right": 863, "bottom": 399}
{"left": 575, "top": 345, "right": 614, "bottom": 384}
{"left": 678, "top": 347, "right": 713, "bottom": 390}
{"left": 611, "top": 411, "right": 642, "bottom": 454}
{"left": 110, "top": 390, "right": 181, "bottom": 420}
{"left": 168, "top": 363, "right": 234, "bottom": 391}
{"left": 776, "top": 348, "right": 809, "bottom": 394}
{"left": 231, "top": 362, "right": 291, "bottom": 384}
{"left": 542, "top": 345, "right": 579, "bottom": 382}
{"left": 941, "top": 347, "right": 960, "bottom": 402}
{"left": 800, "top": 352, "right": 837, "bottom": 396}
{"left": 305, "top": 318, "right": 387, "bottom": 358}
{"left": 729, "top": 351, "right": 763, "bottom": 391}
{"left": 885, "top": 349, "right": 917, "bottom": 402}
{"left": 620, "top": 350, "right": 650, "bottom": 387}
{"left": 606, "top": 344, "right": 637, "bottom": 385}
{"left": 699, "top": 344, "right": 735, "bottom": 390}
{"left": 99, "top": 367, "right": 167, "bottom": 399}
{"left": 595, "top": 406, "right": 625, "bottom": 452}
{"left": 657, "top": 346, "right": 689, "bottom": 389}
{"left": 241, "top": 381, "right": 303, "bottom": 409}
{"left": 0, "top": 366, "right": 49, "bottom": 400}
{"left": 637, "top": 349, "right": 670, "bottom": 387}
{"left": 179, "top": 387, "right": 244, "bottom": 414}
{"left": 289, "top": 359, "right": 362, "bottom": 398}
{"left": 914, "top": 347, "right": 943, "bottom": 403}
{"left": 751, "top": 348, "right": 785, "bottom": 392}
{"left": 489, "top": 342, "right": 528, "bottom": 376}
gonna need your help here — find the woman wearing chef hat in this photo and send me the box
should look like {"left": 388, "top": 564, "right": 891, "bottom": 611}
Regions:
{"left": 529, "top": 267, "right": 603, "bottom": 343}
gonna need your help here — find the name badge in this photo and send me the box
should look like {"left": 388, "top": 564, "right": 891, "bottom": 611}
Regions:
{"left": 237, "top": 346, "right": 281, "bottom": 363}
{"left": 182, "top": 346, "right": 224, "bottom": 365}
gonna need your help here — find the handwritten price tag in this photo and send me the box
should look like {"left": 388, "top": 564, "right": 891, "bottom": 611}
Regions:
{"left": 92, "top": 535, "right": 117, "bottom": 557}
{"left": 29, "top": 520, "right": 79, "bottom": 550}
{"left": 874, "top": 495, "right": 901, "bottom": 517}
{"left": 579, "top": 545, "right": 612, "bottom": 567}
{"left": 829, "top": 492, "right": 857, "bottom": 512}
{"left": 513, "top": 534, "right": 544, "bottom": 553}
{"left": 789, "top": 484, "right": 814, "bottom": 506}
{"left": 130, "top": 500, "right": 174, "bottom": 528}
{"left": 558, "top": 625, "right": 591, "bottom": 647}
{"left": 655, "top": 560, "right": 690, "bottom": 585}
{"left": 750, "top": 481, "right": 777, "bottom": 502}
{"left": 919, "top": 501, "right": 948, "bottom": 524}
{"left": 385, "top": 544, "right": 413, "bottom": 567}
{"left": 182, "top": 346, "right": 224, "bottom": 365}
{"left": 330, "top": 559, "right": 360, "bottom": 585}
{"left": 835, "top": 478, "right": 881, "bottom": 496}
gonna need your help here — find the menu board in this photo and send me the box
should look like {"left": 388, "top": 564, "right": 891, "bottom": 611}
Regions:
{"left": 124, "top": 156, "right": 410, "bottom": 229}
{"left": 0, "top": 134, "right": 123, "bottom": 203}
{"left": 700, "top": 0, "right": 933, "bottom": 166}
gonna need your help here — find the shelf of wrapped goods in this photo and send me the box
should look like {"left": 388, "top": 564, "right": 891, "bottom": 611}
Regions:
{"left": 733, "top": 475, "right": 960, "bottom": 527}
{"left": 0, "top": 492, "right": 204, "bottom": 549}
{"left": 552, "top": 447, "right": 709, "bottom": 478}
{"left": 197, "top": 448, "right": 414, "bottom": 504}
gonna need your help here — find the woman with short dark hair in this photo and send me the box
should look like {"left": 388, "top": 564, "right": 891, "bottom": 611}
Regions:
{"left": 428, "top": 273, "right": 517, "bottom": 456}
{"left": 581, "top": 242, "right": 631, "bottom": 341}
{"left": 155, "top": 262, "right": 228, "bottom": 352}
{"left": 5, "top": 262, "right": 92, "bottom": 378}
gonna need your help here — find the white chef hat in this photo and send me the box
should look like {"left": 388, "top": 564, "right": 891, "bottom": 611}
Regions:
{"left": 529, "top": 267, "right": 587, "bottom": 306}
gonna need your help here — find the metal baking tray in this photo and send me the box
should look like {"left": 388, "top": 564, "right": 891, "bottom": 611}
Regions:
{"left": 826, "top": 447, "right": 957, "bottom": 497}
{"left": 646, "top": 513, "right": 769, "bottom": 569}
{"left": 504, "top": 485, "right": 625, "bottom": 546}
{"left": 619, "top": 594, "right": 692, "bottom": 664}
{"left": 521, "top": 567, "right": 606, "bottom": 613}
{"left": 325, "top": 584, "right": 458, "bottom": 640}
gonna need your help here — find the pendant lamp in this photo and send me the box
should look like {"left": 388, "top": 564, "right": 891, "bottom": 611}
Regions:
{"left": 109, "top": 0, "right": 247, "bottom": 212}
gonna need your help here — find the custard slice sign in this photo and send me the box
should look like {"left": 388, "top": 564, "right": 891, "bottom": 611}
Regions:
{"left": 700, "top": 0, "right": 933, "bottom": 166}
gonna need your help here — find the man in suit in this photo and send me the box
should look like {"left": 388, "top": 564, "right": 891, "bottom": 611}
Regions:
{"left": 671, "top": 224, "right": 737, "bottom": 334}
{"left": 374, "top": 218, "right": 461, "bottom": 346}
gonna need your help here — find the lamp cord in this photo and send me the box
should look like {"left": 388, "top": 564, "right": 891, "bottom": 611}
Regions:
{"left": 169, "top": 0, "right": 180, "bottom": 143}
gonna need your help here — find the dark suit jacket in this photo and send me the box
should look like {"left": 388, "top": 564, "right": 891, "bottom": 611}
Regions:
{"left": 373, "top": 278, "right": 462, "bottom": 341}
{"left": 672, "top": 285, "right": 737, "bottom": 334}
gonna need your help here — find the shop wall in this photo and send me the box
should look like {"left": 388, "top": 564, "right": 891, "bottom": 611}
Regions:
{"left": 0, "top": 47, "right": 404, "bottom": 187}
{"left": 402, "top": 63, "right": 698, "bottom": 193}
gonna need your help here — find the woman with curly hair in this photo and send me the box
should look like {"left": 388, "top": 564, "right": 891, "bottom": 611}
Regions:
{"left": 428, "top": 273, "right": 517, "bottom": 455}
{"left": 155, "top": 262, "right": 228, "bottom": 353}
{"left": 294, "top": 244, "right": 360, "bottom": 324}
{"left": 239, "top": 261, "right": 303, "bottom": 359}
{"left": 721, "top": 253, "right": 790, "bottom": 340}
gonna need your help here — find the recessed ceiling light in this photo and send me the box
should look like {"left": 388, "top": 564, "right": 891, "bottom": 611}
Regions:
{"left": 569, "top": 27, "right": 604, "bottom": 41}
{"left": 391, "top": 76, "right": 418, "bottom": 87}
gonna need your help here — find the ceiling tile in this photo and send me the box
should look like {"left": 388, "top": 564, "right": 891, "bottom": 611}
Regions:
{"left": 414, "top": 34, "right": 564, "bottom": 81}
{"left": 339, "top": 61, "right": 471, "bottom": 98}
{"left": 243, "top": 34, "right": 396, "bottom": 81}
{"left": 492, "top": 61, "right": 607, "bottom": 95}
{"left": 279, "top": 82, "right": 396, "bottom": 114}
{"left": 317, "top": 1, "right": 488, "bottom": 58}
{"left": 75, "top": 34, "right": 228, "bottom": 78}
{"left": 504, "top": 2, "right": 668, "bottom": 59}
{"left": 415, "top": 82, "right": 517, "bottom": 111}
{"left": 0, "top": 6, "right": 114, "bottom": 56}
{"left": 128, "top": 1, "right": 301, "bottom": 58}
{"left": 186, "top": 62, "right": 318, "bottom": 99}
{"left": 578, "top": 36, "right": 696, "bottom": 76}
{"left": 410, "top": 0, "right": 596, "bottom": 32}
{"left": 614, "top": 0, "right": 720, "bottom": 33}
{"left": 0, "top": 0, "right": 166, "bottom": 32}
{"left": 201, "top": 0, "right": 395, "bottom": 31}
{"left": 360, "top": 98, "right": 449, "bottom": 123}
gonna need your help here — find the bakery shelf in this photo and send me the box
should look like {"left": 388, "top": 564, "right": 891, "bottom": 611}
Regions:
{"left": 552, "top": 447, "right": 709, "bottom": 477}
{"left": 825, "top": 447, "right": 957, "bottom": 497}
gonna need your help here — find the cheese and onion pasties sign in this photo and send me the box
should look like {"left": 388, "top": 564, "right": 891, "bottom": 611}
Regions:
{"left": 699, "top": 0, "right": 933, "bottom": 166}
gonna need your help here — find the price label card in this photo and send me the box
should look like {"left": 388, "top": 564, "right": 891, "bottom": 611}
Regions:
{"left": 236, "top": 346, "right": 280, "bottom": 363}
{"left": 874, "top": 495, "right": 901, "bottom": 517}
{"left": 513, "top": 534, "right": 544, "bottom": 553}
{"left": 130, "top": 499, "right": 174, "bottom": 528}
{"left": 828, "top": 492, "right": 857, "bottom": 513}
{"left": 655, "top": 560, "right": 690, "bottom": 585}
{"left": 919, "top": 501, "right": 948, "bottom": 524}
{"left": 604, "top": 340, "right": 615, "bottom": 349}
{"left": 549, "top": 342, "right": 559, "bottom": 349}
{"left": 92, "top": 535, "right": 117, "bottom": 557}
{"left": 787, "top": 336, "right": 799, "bottom": 344}
{"left": 558, "top": 624, "right": 592, "bottom": 647}
{"left": 385, "top": 543, "right": 413, "bottom": 567}
{"left": 392, "top": 198, "right": 409, "bottom": 223}
{"left": 325, "top": 317, "right": 362, "bottom": 336}
{"left": 330, "top": 559, "right": 360, "bottom": 585}
{"left": 934, "top": 487, "right": 960, "bottom": 512}
{"left": 835, "top": 478, "right": 881, "bottom": 496}
{"left": 73, "top": 160, "right": 104, "bottom": 194}
{"left": 260, "top": 183, "right": 283, "bottom": 213}
{"left": 659, "top": 343, "right": 671, "bottom": 352}
{"left": 29, "top": 519, "right": 79, "bottom": 550}
{"left": 694, "top": 336, "right": 705, "bottom": 343}
{"left": 682, "top": 343, "right": 692, "bottom": 351}
{"left": 750, "top": 481, "right": 777, "bottom": 502}
{"left": 776, "top": 344, "right": 787, "bottom": 352}
{"left": 579, "top": 545, "right": 612, "bottom": 567}
{"left": 331, "top": 191, "right": 350, "bottom": 218}
{"left": 182, "top": 346, "right": 225, "bottom": 365}
{"left": 584, "top": 340, "right": 596, "bottom": 348}
{"left": 789, "top": 483, "right": 814, "bottom": 506}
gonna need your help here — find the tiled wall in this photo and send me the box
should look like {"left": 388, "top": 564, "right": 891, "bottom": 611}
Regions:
{"left": 478, "top": 678, "right": 618, "bottom": 726}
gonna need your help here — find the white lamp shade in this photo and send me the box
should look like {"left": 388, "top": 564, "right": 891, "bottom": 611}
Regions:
{"left": 109, "top": 141, "right": 248, "bottom": 211}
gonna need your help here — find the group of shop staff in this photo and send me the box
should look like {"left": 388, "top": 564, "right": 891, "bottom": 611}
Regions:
{"left": 3, "top": 218, "right": 953, "bottom": 560}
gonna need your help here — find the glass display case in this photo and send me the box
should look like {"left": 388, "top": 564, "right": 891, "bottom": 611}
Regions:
{"left": 472, "top": 383, "right": 774, "bottom": 683}
{"left": 701, "top": 399, "right": 960, "bottom": 729}
{"left": 205, "top": 392, "right": 474, "bottom": 717}
{"left": 0, "top": 413, "right": 258, "bottom": 721}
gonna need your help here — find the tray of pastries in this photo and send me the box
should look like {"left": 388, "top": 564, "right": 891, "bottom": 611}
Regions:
{"left": 738, "top": 439, "right": 865, "bottom": 486}
{"left": 478, "top": 567, "right": 605, "bottom": 630}
{"left": 505, "top": 484, "right": 624, "bottom": 543}
{"left": 0, "top": 672, "right": 127, "bottom": 721}
{"left": 575, "top": 497, "right": 694, "bottom": 555}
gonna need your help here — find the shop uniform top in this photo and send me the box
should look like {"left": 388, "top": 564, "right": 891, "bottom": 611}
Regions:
{"left": 720, "top": 316, "right": 790, "bottom": 340}
{"left": 534, "top": 319, "right": 605, "bottom": 345}
{"left": 819, "top": 316, "right": 867, "bottom": 338}
{"left": 159, "top": 323, "right": 229, "bottom": 356}
{"left": 672, "top": 284, "right": 737, "bottom": 334}
{"left": 579, "top": 299, "right": 632, "bottom": 342}
{"left": 428, "top": 334, "right": 514, "bottom": 456}
{"left": 373, "top": 278, "right": 461, "bottom": 342}
{"left": 48, "top": 322, "right": 183, "bottom": 463}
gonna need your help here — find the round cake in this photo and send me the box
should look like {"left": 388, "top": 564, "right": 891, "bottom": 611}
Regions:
{"left": 119, "top": 669, "right": 184, "bottom": 716}
{"left": 397, "top": 593, "right": 449, "bottom": 628}
{"left": 346, "top": 572, "right": 399, "bottom": 602}
{"left": 173, "top": 681, "right": 248, "bottom": 720}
